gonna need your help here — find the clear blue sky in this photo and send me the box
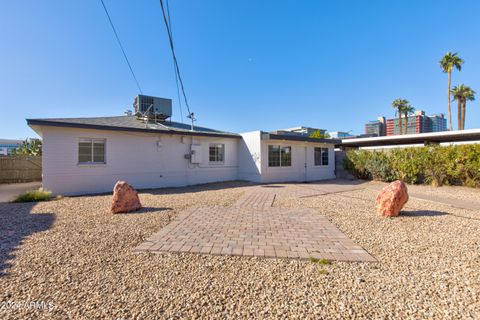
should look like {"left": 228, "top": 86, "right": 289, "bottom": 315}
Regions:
{"left": 1, "top": 0, "right": 479, "bottom": 139}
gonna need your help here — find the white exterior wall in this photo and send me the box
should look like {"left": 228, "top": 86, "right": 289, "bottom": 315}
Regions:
{"left": 41, "top": 127, "right": 239, "bottom": 195}
{"left": 238, "top": 131, "right": 262, "bottom": 182}
{"left": 259, "top": 140, "right": 336, "bottom": 183}
{"left": 39, "top": 126, "right": 336, "bottom": 195}
{"left": 239, "top": 132, "right": 336, "bottom": 183}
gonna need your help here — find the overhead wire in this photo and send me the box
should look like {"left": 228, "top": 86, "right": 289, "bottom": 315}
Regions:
{"left": 99, "top": 0, "right": 143, "bottom": 94}
{"left": 159, "top": 0, "right": 192, "bottom": 117}
{"left": 165, "top": 0, "right": 184, "bottom": 123}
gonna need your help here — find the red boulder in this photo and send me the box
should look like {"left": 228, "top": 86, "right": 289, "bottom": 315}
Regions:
{"left": 375, "top": 180, "right": 409, "bottom": 217}
{"left": 111, "top": 181, "right": 142, "bottom": 213}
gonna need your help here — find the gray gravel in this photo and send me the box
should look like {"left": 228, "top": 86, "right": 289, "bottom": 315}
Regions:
{"left": 0, "top": 181, "right": 479, "bottom": 319}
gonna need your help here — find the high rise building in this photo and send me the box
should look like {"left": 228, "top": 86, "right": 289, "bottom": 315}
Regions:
{"left": 365, "top": 111, "right": 447, "bottom": 136}
{"left": 364, "top": 117, "right": 386, "bottom": 136}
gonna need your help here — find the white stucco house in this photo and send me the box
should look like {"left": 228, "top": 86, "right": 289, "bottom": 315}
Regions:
{"left": 27, "top": 96, "right": 339, "bottom": 195}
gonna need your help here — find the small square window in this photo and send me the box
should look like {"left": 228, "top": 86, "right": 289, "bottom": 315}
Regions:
{"left": 209, "top": 144, "right": 225, "bottom": 163}
{"left": 314, "top": 147, "right": 329, "bottom": 166}
{"left": 78, "top": 138, "right": 106, "bottom": 164}
{"left": 268, "top": 145, "right": 291, "bottom": 167}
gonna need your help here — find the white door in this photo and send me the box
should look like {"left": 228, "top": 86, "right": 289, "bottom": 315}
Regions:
{"left": 303, "top": 146, "right": 308, "bottom": 182}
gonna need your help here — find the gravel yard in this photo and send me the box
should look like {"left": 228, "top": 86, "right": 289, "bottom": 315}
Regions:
{"left": 0, "top": 181, "right": 479, "bottom": 319}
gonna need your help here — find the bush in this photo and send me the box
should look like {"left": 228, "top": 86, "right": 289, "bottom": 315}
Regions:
{"left": 13, "top": 189, "right": 52, "bottom": 203}
{"left": 344, "top": 144, "right": 480, "bottom": 188}
{"left": 364, "top": 151, "right": 395, "bottom": 182}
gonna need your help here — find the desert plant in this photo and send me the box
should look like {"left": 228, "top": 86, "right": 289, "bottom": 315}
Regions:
{"left": 12, "top": 138, "right": 42, "bottom": 156}
{"left": 317, "top": 258, "right": 332, "bottom": 266}
{"left": 364, "top": 151, "right": 395, "bottom": 182}
{"left": 309, "top": 130, "right": 330, "bottom": 139}
{"left": 344, "top": 150, "right": 372, "bottom": 179}
{"left": 344, "top": 144, "right": 480, "bottom": 188}
{"left": 13, "top": 189, "right": 52, "bottom": 202}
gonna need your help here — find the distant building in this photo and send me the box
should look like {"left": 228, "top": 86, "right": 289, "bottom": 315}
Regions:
{"left": 365, "top": 111, "right": 447, "bottom": 136}
{"left": 0, "top": 139, "right": 22, "bottom": 155}
{"left": 328, "top": 131, "right": 355, "bottom": 139}
{"left": 386, "top": 111, "right": 447, "bottom": 136}
{"left": 365, "top": 117, "right": 386, "bottom": 136}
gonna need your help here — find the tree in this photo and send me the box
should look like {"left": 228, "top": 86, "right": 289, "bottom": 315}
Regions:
{"left": 440, "top": 52, "right": 464, "bottom": 131}
{"left": 451, "top": 85, "right": 476, "bottom": 130}
{"left": 309, "top": 130, "right": 330, "bottom": 139}
{"left": 12, "top": 138, "right": 42, "bottom": 156}
{"left": 392, "top": 98, "right": 409, "bottom": 135}
{"left": 402, "top": 104, "right": 415, "bottom": 134}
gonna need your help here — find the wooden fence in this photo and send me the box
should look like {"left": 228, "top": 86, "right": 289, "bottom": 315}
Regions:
{"left": 0, "top": 156, "right": 42, "bottom": 183}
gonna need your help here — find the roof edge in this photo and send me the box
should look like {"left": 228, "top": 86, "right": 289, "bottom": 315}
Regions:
{"left": 26, "top": 119, "right": 241, "bottom": 139}
{"left": 264, "top": 133, "right": 340, "bottom": 144}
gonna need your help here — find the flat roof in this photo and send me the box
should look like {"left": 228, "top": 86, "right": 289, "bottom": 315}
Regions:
{"left": 339, "top": 129, "right": 480, "bottom": 147}
{"left": 262, "top": 132, "right": 340, "bottom": 144}
{"left": 27, "top": 116, "right": 241, "bottom": 139}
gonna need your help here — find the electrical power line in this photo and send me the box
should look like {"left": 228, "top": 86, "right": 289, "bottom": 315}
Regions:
{"left": 159, "top": 0, "right": 192, "bottom": 117}
{"left": 100, "top": 0, "right": 143, "bottom": 94}
{"left": 165, "top": 0, "right": 184, "bottom": 123}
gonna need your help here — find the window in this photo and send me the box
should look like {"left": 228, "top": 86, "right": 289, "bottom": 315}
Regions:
{"left": 268, "top": 145, "right": 291, "bottom": 167}
{"left": 78, "top": 139, "right": 106, "bottom": 164}
{"left": 314, "top": 147, "right": 329, "bottom": 166}
{"left": 209, "top": 144, "right": 225, "bottom": 163}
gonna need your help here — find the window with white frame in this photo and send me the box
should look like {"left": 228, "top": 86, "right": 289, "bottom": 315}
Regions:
{"left": 314, "top": 147, "right": 329, "bottom": 166}
{"left": 78, "top": 138, "right": 106, "bottom": 164}
{"left": 209, "top": 143, "right": 225, "bottom": 163}
{"left": 268, "top": 145, "right": 291, "bottom": 167}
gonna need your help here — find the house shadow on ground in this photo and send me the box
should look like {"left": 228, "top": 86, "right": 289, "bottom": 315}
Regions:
{"left": 140, "top": 180, "right": 256, "bottom": 196}
{"left": 0, "top": 202, "right": 54, "bottom": 277}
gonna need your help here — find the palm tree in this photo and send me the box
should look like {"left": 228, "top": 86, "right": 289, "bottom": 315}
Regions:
{"left": 461, "top": 86, "right": 475, "bottom": 130}
{"left": 402, "top": 104, "right": 415, "bottom": 134}
{"left": 440, "top": 52, "right": 464, "bottom": 131}
{"left": 451, "top": 85, "right": 476, "bottom": 130}
{"left": 392, "top": 98, "right": 409, "bottom": 135}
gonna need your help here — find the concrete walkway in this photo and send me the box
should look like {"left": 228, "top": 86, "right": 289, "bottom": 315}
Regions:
{"left": 0, "top": 182, "right": 42, "bottom": 202}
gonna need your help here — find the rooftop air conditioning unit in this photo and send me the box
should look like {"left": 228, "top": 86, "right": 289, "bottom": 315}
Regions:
{"left": 133, "top": 95, "right": 172, "bottom": 120}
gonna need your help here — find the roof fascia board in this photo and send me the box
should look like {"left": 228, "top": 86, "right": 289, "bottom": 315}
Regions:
{"left": 26, "top": 119, "right": 241, "bottom": 139}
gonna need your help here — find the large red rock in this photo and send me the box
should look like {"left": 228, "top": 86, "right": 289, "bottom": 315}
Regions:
{"left": 111, "top": 181, "right": 142, "bottom": 214}
{"left": 375, "top": 180, "right": 409, "bottom": 217}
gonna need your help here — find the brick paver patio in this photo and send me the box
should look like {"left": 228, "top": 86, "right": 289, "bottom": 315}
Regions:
{"left": 134, "top": 200, "right": 376, "bottom": 262}
{"left": 232, "top": 191, "right": 276, "bottom": 209}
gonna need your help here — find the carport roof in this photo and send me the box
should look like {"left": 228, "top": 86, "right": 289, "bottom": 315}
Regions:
{"left": 338, "top": 129, "right": 480, "bottom": 148}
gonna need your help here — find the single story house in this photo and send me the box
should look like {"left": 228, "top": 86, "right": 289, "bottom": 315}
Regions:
{"left": 27, "top": 96, "right": 339, "bottom": 195}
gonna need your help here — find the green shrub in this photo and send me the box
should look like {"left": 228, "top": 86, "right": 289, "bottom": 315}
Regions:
{"left": 389, "top": 148, "right": 424, "bottom": 184}
{"left": 344, "top": 144, "right": 480, "bottom": 188}
{"left": 13, "top": 189, "right": 52, "bottom": 203}
{"left": 364, "top": 151, "right": 395, "bottom": 182}
{"left": 343, "top": 150, "right": 371, "bottom": 179}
